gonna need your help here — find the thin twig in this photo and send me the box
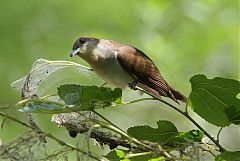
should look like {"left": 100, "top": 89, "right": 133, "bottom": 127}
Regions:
{"left": 184, "top": 100, "right": 189, "bottom": 114}
{"left": 200, "top": 141, "right": 218, "bottom": 151}
{"left": 135, "top": 86, "right": 226, "bottom": 152}
{"left": 45, "top": 133, "right": 100, "bottom": 161}
{"left": 94, "top": 120, "right": 173, "bottom": 160}
{"left": 200, "top": 147, "right": 217, "bottom": 157}
{"left": 125, "top": 151, "right": 154, "bottom": 159}
{"left": 0, "top": 104, "right": 11, "bottom": 109}
{"left": 92, "top": 110, "right": 119, "bottom": 129}
{"left": 92, "top": 110, "right": 173, "bottom": 159}
{"left": 92, "top": 110, "right": 152, "bottom": 150}
{"left": 40, "top": 93, "right": 58, "bottom": 100}
{"left": 94, "top": 121, "right": 153, "bottom": 150}
{"left": 0, "top": 112, "right": 101, "bottom": 161}
{"left": 217, "top": 127, "right": 224, "bottom": 142}
{"left": 123, "top": 97, "right": 155, "bottom": 105}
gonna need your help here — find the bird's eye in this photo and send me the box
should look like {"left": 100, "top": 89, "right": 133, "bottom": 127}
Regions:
{"left": 79, "top": 38, "right": 86, "bottom": 44}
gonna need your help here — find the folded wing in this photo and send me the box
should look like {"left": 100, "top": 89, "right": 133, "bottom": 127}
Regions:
{"left": 117, "top": 46, "right": 187, "bottom": 103}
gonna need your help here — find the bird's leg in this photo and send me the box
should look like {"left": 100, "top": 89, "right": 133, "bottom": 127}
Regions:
{"left": 128, "top": 80, "right": 138, "bottom": 90}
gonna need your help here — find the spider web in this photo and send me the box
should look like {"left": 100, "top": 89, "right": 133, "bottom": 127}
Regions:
{"left": 11, "top": 58, "right": 102, "bottom": 99}
{"left": 10, "top": 58, "right": 103, "bottom": 139}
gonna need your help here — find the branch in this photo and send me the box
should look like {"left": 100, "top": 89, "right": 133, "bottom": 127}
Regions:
{"left": 52, "top": 111, "right": 174, "bottom": 160}
{"left": 0, "top": 112, "right": 101, "bottom": 161}
{"left": 92, "top": 110, "right": 173, "bottom": 159}
{"left": 135, "top": 86, "right": 226, "bottom": 152}
{"left": 0, "top": 111, "right": 165, "bottom": 160}
{"left": 90, "top": 130, "right": 132, "bottom": 150}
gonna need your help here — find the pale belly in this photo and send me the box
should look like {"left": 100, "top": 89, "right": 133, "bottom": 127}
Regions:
{"left": 90, "top": 59, "right": 135, "bottom": 88}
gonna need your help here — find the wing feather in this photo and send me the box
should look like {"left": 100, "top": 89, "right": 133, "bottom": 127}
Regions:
{"left": 116, "top": 46, "right": 186, "bottom": 103}
{"left": 117, "top": 47, "right": 173, "bottom": 97}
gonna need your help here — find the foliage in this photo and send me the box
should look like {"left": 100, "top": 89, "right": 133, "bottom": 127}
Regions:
{"left": 105, "top": 150, "right": 126, "bottom": 161}
{"left": 215, "top": 151, "right": 240, "bottom": 161}
{"left": 1, "top": 0, "right": 238, "bottom": 103}
{"left": 19, "top": 84, "right": 122, "bottom": 113}
{"left": 58, "top": 84, "right": 122, "bottom": 108}
{"left": 0, "top": 1, "right": 239, "bottom": 160}
{"left": 189, "top": 74, "right": 240, "bottom": 127}
{"left": 4, "top": 59, "right": 239, "bottom": 161}
{"left": 127, "top": 120, "right": 178, "bottom": 143}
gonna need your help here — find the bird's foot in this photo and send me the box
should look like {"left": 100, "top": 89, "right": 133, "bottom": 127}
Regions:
{"left": 128, "top": 81, "right": 138, "bottom": 90}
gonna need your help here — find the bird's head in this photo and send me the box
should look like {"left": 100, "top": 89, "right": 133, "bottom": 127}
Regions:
{"left": 70, "top": 37, "right": 99, "bottom": 57}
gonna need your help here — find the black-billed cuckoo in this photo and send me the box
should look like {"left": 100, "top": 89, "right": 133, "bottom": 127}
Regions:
{"left": 70, "top": 37, "right": 187, "bottom": 103}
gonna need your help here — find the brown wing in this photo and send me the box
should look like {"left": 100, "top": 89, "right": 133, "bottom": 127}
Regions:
{"left": 117, "top": 46, "right": 186, "bottom": 103}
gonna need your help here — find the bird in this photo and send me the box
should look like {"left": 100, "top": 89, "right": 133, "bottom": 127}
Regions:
{"left": 70, "top": 36, "right": 187, "bottom": 103}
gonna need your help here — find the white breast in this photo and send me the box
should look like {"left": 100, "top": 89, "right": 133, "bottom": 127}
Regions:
{"left": 87, "top": 43, "right": 134, "bottom": 88}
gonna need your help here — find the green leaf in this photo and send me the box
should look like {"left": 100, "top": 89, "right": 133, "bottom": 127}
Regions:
{"left": 58, "top": 84, "right": 122, "bottom": 111}
{"left": 215, "top": 151, "right": 240, "bottom": 161}
{"left": 189, "top": 74, "right": 240, "bottom": 127}
{"left": 130, "top": 155, "right": 164, "bottom": 161}
{"left": 105, "top": 150, "right": 164, "bottom": 161}
{"left": 224, "top": 105, "right": 240, "bottom": 125}
{"left": 19, "top": 85, "right": 122, "bottom": 114}
{"left": 166, "top": 130, "right": 204, "bottom": 149}
{"left": 104, "top": 150, "right": 128, "bottom": 161}
{"left": 148, "top": 157, "right": 165, "bottom": 161}
{"left": 168, "top": 129, "right": 204, "bottom": 143}
{"left": 115, "top": 149, "right": 126, "bottom": 159}
{"left": 104, "top": 151, "right": 121, "bottom": 161}
{"left": 177, "top": 130, "right": 204, "bottom": 142}
{"left": 127, "top": 120, "right": 178, "bottom": 143}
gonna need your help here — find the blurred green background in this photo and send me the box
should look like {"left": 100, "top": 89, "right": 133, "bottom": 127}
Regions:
{"left": 0, "top": 0, "right": 239, "bottom": 159}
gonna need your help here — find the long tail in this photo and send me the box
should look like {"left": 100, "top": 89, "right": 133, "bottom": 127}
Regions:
{"left": 139, "top": 83, "right": 187, "bottom": 104}
{"left": 169, "top": 86, "right": 187, "bottom": 103}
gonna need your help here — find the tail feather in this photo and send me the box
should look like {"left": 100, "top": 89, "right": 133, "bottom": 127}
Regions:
{"left": 169, "top": 86, "right": 187, "bottom": 103}
{"left": 139, "top": 83, "right": 187, "bottom": 104}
